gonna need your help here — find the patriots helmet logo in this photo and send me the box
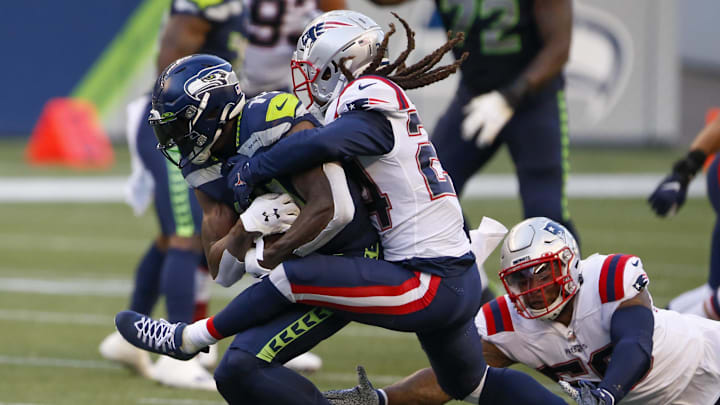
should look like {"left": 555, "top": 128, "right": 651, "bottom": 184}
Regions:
{"left": 633, "top": 273, "right": 649, "bottom": 292}
{"left": 301, "top": 21, "right": 352, "bottom": 48}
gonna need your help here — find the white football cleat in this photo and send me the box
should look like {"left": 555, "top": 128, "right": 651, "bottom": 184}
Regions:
{"left": 99, "top": 330, "right": 153, "bottom": 378}
{"left": 197, "top": 344, "right": 218, "bottom": 370}
{"left": 151, "top": 356, "right": 217, "bottom": 391}
{"left": 284, "top": 351, "right": 322, "bottom": 373}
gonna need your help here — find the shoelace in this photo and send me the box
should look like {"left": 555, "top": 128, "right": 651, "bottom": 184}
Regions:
{"left": 133, "top": 316, "right": 178, "bottom": 353}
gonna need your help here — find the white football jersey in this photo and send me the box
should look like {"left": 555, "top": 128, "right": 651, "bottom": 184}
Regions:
{"left": 477, "top": 253, "right": 720, "bottom": 405}
{"left": 240, "top": 0, "right": 318, "bottom": 96}
{"left": 323, "top": 76, "right": 470, "bottom": 262}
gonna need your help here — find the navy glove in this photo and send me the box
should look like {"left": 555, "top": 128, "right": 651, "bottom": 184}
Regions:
{"left": 648, "top": 150, "right": 706, "bottom": 217}
{"left": 560, "top": 380, "right": 615, "bottom": 405}
{"left": 226, "top": 155, "right": 254, "bottom": 211}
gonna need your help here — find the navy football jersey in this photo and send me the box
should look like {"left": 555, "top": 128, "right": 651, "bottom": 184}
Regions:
{"left": 182, "top": 92, "right": 380, "bottom": 258}
{"left": 435, "top": 0, "right": 542, "bottom": 93}
{"left": 170, "top": 0, "right": 244, "bottom": 64}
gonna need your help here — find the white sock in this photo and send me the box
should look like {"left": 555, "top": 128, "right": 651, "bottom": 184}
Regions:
{"left": 181, "top": 318, "right": 219, "bottom": 354}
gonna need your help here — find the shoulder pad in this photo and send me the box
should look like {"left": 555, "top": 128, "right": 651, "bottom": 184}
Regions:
{"left": 237, "top": 92, "right": 315, "bottom": 156}
{"left": 480, "top": 295, "right": 515, "bottom": 336}
{"left": 333, "top": 75, "right": 411, "bottom": 118}
{"left": 598, "top": 254, "right": 649, "bottom": 303}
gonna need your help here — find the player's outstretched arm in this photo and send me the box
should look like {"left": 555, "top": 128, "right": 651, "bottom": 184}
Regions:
{"left": 376, "top": 341, "right": 515, "bottom": 405}
{"left": 592, "top": 290, "right": 654, "bottom": 405}
{"left": 648, "top": 117, "right": 720, "bottom": 217}
{"left": 241, "top": 111, "right": 394, "bottom": 186}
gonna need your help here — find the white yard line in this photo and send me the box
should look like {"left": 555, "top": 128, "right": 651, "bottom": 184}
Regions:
{"left": 0, "top": 174, "right": 708, "bottom": 202}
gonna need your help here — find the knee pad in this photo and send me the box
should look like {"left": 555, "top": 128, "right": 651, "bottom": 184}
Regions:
{"left": 214, "top": 349, "right": 263, "bottom": 390}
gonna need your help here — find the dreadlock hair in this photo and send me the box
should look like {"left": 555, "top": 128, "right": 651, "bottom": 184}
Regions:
{"left": 338, "top": 12, "right": 468, "bottom": 91}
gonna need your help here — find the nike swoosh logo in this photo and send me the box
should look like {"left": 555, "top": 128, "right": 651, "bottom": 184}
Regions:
{"left": 358, "top": 83, "right": 376, "bottom": 90}
{"left": 276, "top": 98, "right": 288, "bottom": 110}
{"left": 632, "top": 259, "right": 639, "bottom": 266}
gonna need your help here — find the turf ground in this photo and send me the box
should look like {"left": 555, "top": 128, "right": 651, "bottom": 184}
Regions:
{"left": 0, "top": 140, "right": 714, "bottom": 404}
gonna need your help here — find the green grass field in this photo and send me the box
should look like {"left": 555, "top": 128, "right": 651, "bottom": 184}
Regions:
{"left": 0, "top": 140, "right": 714, "bottom": 404}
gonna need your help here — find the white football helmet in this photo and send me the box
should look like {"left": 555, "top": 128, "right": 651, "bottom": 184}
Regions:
{"left": 499, "top": 217, "right": 581, "bottom": 321}
{"left": 291, "top": 10, "right": 385, "bottom": 113}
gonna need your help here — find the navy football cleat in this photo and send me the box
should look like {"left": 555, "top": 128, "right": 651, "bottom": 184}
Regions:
{"left": 115, "top": 310, "right": 202, "bottom": 361}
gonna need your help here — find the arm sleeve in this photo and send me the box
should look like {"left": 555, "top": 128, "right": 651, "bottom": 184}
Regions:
{"left": 243, "top": 110, "right": 394, "bottom": 185}
{"left": 599, "top": 305, "right": 654, "bottom": 402}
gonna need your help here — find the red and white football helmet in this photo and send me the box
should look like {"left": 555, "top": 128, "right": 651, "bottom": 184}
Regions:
{"left": 291, "top": 10, "right": 384, "bottom": 113}
{"left": 499, "top": 217, "right": 581, "bottom": 320}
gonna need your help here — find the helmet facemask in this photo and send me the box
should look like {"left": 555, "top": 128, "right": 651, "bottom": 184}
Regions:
{"left": 500, "top": 246, "right": 578, "bottom": 320}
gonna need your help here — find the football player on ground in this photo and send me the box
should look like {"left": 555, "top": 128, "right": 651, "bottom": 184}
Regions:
{"left": 325, "top": 217, "right": 720, "bottom": 405}
{"left": 650, "top": 115, "right": 720, "bottom": 322}
{"left": 116, "top": 11, "right": 567, "bottom": 405}
{"left": 100, "top": 0, "right": 244, "bottom": 389}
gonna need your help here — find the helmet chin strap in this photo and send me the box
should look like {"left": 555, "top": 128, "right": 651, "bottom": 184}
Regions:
{"left": 191, "top": 94, "right": 247, "bottom": 165}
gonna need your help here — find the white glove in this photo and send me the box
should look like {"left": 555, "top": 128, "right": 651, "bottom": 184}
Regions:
{"left": 462, "top": 91, "right": 514, "bottom": 147}
{"left": 240, "top": 193, "right": 300, "bottom": 235}
{"left": 244, "top": 247, "right": 272, "bottom": 278}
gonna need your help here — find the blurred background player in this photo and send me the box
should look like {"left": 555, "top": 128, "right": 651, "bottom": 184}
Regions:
{"left": 326, "top": 217, "right": 720, "bottom": 405}
{"left": 650, "top": 113, "right": 720, "bottom": 321}
{"left": 238, "top": 0, "right": 346, "bottom": 97}
{"left": 369, "top": 0, "right": 577, "bottom": 302}
{"left": 99, "top": 0, "right": 244, "bottom": 390}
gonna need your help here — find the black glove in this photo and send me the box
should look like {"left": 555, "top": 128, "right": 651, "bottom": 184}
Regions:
{"left": 648, "top": 150, "right": 706, "bottom": 216}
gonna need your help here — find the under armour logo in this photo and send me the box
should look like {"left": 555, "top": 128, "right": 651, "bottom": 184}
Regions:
{"left": 262, "top": 208, "right": 280, "bottom": 222}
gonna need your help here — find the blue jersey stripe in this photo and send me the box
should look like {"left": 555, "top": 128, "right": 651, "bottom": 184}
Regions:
{"left": 489, "top": 299, "right": 506, "bottom": 333}
{"left": 605, "top": 254, "right": 621, "bottom": 302}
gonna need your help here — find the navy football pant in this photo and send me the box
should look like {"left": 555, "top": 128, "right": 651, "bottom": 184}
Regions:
{"left": 215, "top": 305, "right": 347, "bottom": 404}
{"left": 128, "top": 99, "right": 204, "bottom": 323}
{"left": 210, "top": 254, "right": 487, "bottom": 401}
{"left": 706, "top": 156, "right": 720, "bottom": 317}
{"left": 432, "top": 78, "right": 578, "bottom": 241}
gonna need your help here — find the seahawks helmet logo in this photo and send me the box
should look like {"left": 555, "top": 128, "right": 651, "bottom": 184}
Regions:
{"left": 184, "top": 64, "right": 238, "bottom": 101}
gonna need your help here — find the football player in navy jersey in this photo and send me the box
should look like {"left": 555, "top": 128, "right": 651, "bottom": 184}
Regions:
{"left": 120, "top": 53, "right": 382, "bottom": 404}
{"left": 369, "top": 0, "right": 579, "bottom": 254}
{"left": 651, "top": 115, "right": 720, "bottom": 322}
{"left": 116, "top": 11, "right": 567, "bottom": 405}
{"left": 100, "top": 0, "right": 244, "bottom": 389}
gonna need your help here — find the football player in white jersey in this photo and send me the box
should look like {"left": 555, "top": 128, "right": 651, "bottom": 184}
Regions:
{"left": 116, "top": 11, "right": 568, "bottom": 405}
{"left": 239, "top": 0, "right": 345, "bottom": 97}
{"left": 325, "top": 217, "right": 720, "bottom": 405}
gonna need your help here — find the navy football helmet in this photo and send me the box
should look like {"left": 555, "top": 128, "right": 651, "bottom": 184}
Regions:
{"left": 149, "top": 54, "right": 245, "bottom": 168}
